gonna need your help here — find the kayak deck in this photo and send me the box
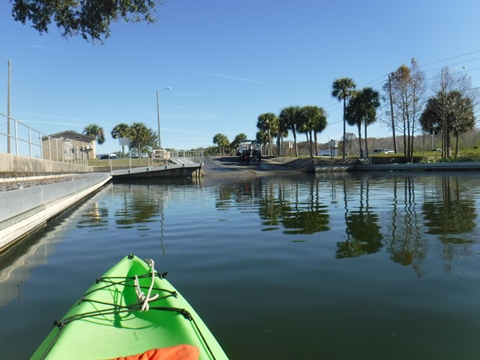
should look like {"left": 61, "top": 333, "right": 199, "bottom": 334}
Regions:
{"left": 31, "top": 254, "right": 227, "bottom": 360}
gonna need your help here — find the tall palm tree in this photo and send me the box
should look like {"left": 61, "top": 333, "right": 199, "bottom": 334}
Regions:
{"left": 313, "top": 108, "right": 328, "bottom": 154}
{"left": 276, "top": 119, "right": 289, "bottom": 156}
{"left": 298, "top": 106, "right": 327, "bottom": 158}
{"left": 332, "top": 77, "right": 356, "bottom": 159}
{"left": 213, "top": 133, "right": 229, "bottom": 156}
{"left": 345, "top": 91, "right": 363, "bottom": 157}
{"left": 111, "top": 123, "right": 130, "bottom": 139}
{"left": 358, "top": 87, "right": 380, "bottom": 157}
{"left": 345, "top": 87, "right": 381, "bottom": 158}
{"left": 257, "top": 112, "right": 277, "bottom": 156}
{"left": 83, "top": 124, "right": 105, "bottom": 145}
{"left": 279, "top": 106, "right": 301, "bottom": 157}
{"left": 111, "top": 123, "right": 131, "bottom": 156}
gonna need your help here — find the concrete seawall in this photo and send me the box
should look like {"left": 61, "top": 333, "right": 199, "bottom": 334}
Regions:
{"left": 0, "top": 153, "right": 111, "bottom": 252}
{"left": 0, "top": 173, "right": 111, "bottom": 253}
{"left": 0, "top": 153, "right": 93, "bottom": 178}
{"left": 314, "top": 159, "right": 480, "bottom": 172}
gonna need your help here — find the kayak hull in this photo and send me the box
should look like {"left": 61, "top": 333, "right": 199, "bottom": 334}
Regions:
{"left": 31, "top": 254, "right": 228, "bottom": 359}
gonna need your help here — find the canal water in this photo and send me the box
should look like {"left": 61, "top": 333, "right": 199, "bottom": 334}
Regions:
{"left": 1, "top": 172, "right": 480, "bottom": 359}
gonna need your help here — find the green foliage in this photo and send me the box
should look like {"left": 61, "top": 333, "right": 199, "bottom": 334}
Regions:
{"left": 128, "top": 122, "right": 156, "bottom": 155}
{"left": 83, "top": 124, "right": 105, "bottom": 145}
{"left": 297, "top": 106, "right": 327, "bottom": 158}
{"left": 230, "top": 133, "right": 248, "bottom": 149}
{"left": 11, "top": 0, "right": 159, "bottom": 43}
{"left": 332, "top": 77, "right": 357, "bottom": 159}
{"left": 203, "top": 146, "right": 219, "bottom": 156}
{"left": 212, "top": 133, "right": 230, "bottom": 155}
{"left": 279, "top": 106, "right": 301, "bottom": 157}
{"left": 111, "top": 121, "right": 156, "bottom": 155}
{"left": 111, "top": 123, "right": 131, "bottom": 139}
{"left": 345, "top": 87, "right": 380, "bottom": 157}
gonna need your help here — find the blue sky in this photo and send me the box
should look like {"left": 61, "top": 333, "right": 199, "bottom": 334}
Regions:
{"left": 1, "top": 0, "right": 480, "bottom": 154}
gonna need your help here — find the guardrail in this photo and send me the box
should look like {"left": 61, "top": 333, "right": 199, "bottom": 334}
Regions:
{"left": 152, "top": 149, "right": 204, "bottom": 165}
{"left": 0, "top": 113, "right": 89, "bottom": 166}
{"left": 169, "top": 150, "right": 204, "bottom": 165}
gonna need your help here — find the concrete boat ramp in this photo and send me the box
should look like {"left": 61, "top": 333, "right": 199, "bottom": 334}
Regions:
{"left": 111, "top": 161, "right": 202, "bottom": 180}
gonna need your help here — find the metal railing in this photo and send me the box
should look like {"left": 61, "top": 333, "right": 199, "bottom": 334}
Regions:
{"left": 152, "top": 149, "right": 204, "bottom": 165}
{"left": 0, "top": 113, "right": 204, "bottom": 169}
{"left": 0, "top": 113, "right": 89, "bottom": 166}
{"left": 170, "top": 150, "right": 204, "bottom": 165}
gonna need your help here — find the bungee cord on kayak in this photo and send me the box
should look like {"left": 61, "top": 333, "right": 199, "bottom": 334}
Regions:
{"left": 135, "top": 259, "right": 159, "bottom": 311}
{"left": 56, "top": 269, "right": 190, "bottom": 327}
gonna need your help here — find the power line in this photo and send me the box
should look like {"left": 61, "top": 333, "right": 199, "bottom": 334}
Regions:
{"left": 421, "top": 49, "right": 480, "bottom": 67}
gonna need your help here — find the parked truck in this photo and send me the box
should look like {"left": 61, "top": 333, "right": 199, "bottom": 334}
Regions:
{"left": 238, "top": 140, "right": 262, "bottom": 161}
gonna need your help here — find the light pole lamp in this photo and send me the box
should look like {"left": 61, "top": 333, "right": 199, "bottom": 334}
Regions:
{"left": 156, "top": 87, "right": 172, "bottom": 149}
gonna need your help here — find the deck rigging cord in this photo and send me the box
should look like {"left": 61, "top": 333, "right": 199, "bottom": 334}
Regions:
{"left": 135, "top": 258, "right": 159, "bottom": 311}
{"left": 40, "top": 258, "right": 217, "bottom": 360}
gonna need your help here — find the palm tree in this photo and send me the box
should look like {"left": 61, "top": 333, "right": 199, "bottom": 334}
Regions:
{"left": 230, "top": 133, "right": 248, "bottom": 155}
{"left": 111, "top": 123, "right": 130, "bottom": 139}
{"left": 276, "top": 119, "right": 289, "bottom": 156}
{"left": 111, "top": 123, "right": 131, "bottom": 156}
{"left": 279, "top": 106, "right": 301, "bottom": 157}
{"left": 332, "top": 77, "right": 356, "bottom": 159}
{"left": 257, "top": 113, "right": 278, "bottom": 156}
{"left": 129, "top": 122, "right": 156, "bottom": 157}
{"left": 345, "top": 91, "right": 364, "bottom": 157}
{"left": 213, "top": 133, "right": 229, "bottom": 156}
{"left": 83, "top": 124, "right": 105, "bottom": 145}
{"left": 298, "top": 106, "right": 327, "bottom": 157}
{"left": 358, "top": 88, "right": 380, "bottom": 157}
{"left": 345, "top": 88, "right": 381, "bottom": 158}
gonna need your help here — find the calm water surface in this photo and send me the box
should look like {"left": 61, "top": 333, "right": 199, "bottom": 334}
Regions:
{"left": 1, "top": 172, "right": 480, "bottom": 359}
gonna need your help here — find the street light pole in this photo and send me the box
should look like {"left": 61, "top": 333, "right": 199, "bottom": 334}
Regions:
{"left": 156, "top": 87, "right": 172, "bottom": 149}
{"left": 7, "top": 59, "right": 11, "bottom": 154}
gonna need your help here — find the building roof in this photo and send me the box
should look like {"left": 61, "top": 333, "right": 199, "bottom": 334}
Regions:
{"left": 42, "top": 130, "right": 95, "bottom": 142}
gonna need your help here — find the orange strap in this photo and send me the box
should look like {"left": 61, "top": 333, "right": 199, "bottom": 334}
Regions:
{"left": 112, "top": 345, "right": 200, "bottom": 360}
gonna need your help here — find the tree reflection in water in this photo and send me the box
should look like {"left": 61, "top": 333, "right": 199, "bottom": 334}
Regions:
{"left": 92, "top": 174, "right": 479, "bottom": 276}
{"left": 221, "top": 174, "right": 479, "bottom": 275}
{"left": 337, "top": 176, "right": 382, "bottom": 258}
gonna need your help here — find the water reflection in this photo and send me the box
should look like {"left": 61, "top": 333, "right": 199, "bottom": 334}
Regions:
{"left": 0, "top": 191, "right": 103, "bottom": 307}
{"left": 115, "top": 189, "right": 160, "bottom": 227}
{"left": 77, "top": 174, "right": 479, "bottom": 274}
{"left": 6, "top": 173, "right": 476, "bottom": 294}
{"left": 422, "top": 176, "right": 476, "bottom": 237}
{"left": 2, "top": 173, "right": 480, "bottom": 359}
{"left": 387, "top": 176, "right": 426, "bottom": 276}
{"left": 337, "top": 177, "right": 382, "bottom": 258}
{"left": 77, "top": 202, "right": 109, "bottom": 228}
{"left": 209, "top": 173, "right": 479, "bottom": 273}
